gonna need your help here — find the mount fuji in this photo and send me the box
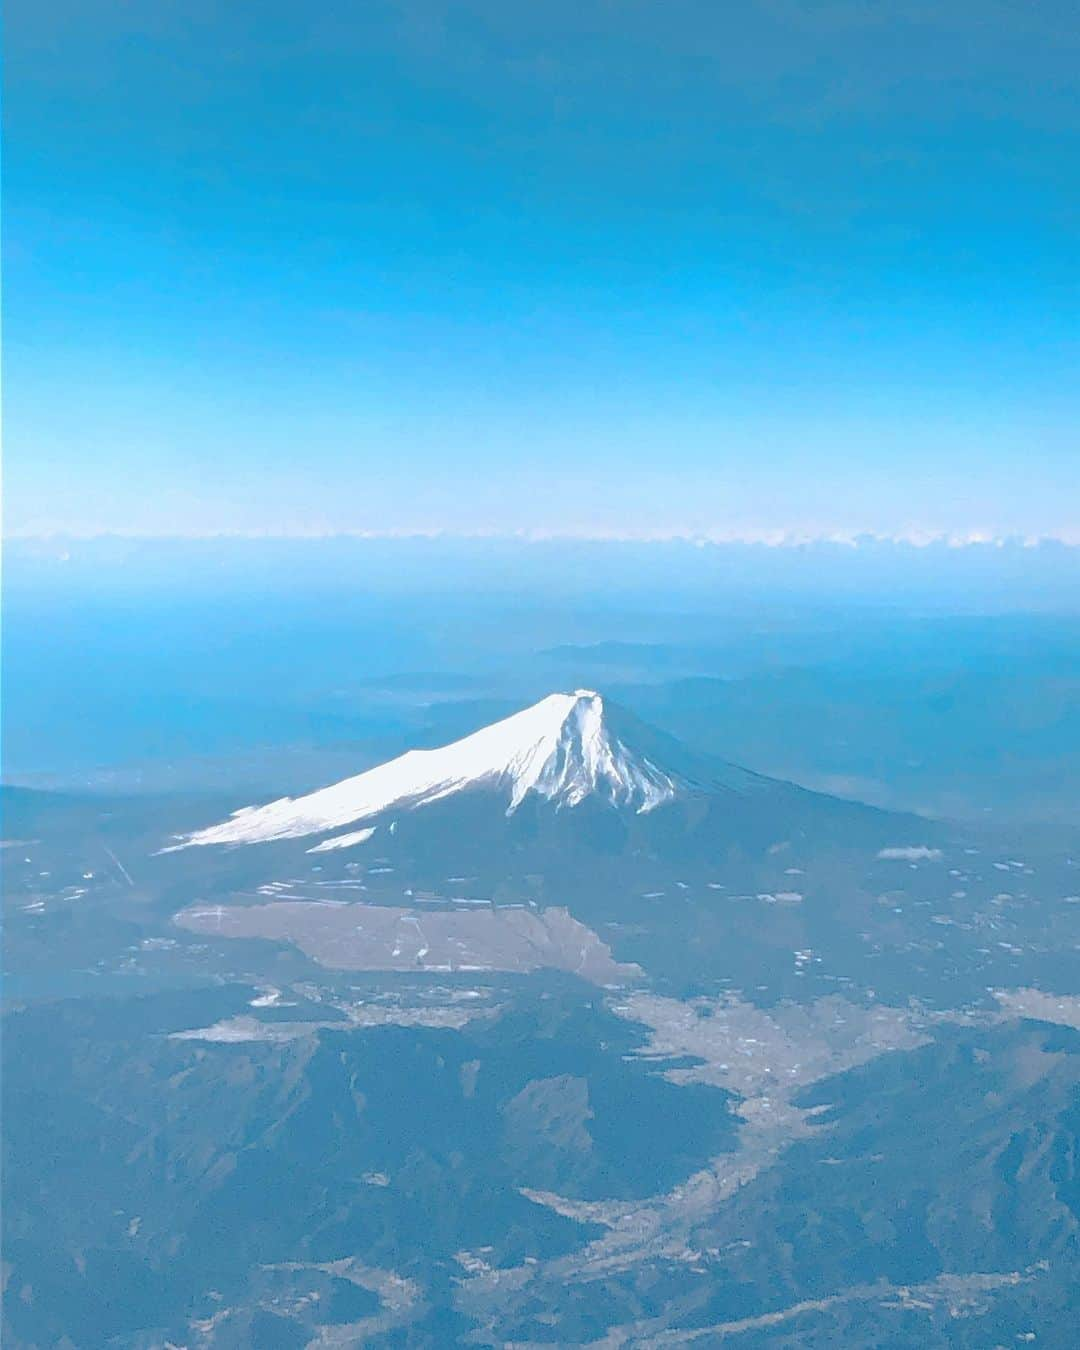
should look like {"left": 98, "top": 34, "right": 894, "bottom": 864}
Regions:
{"left": 159, "top": 688, "right": 942, "bottom": 995}
{"left": 168, "top": 689, "right": 911, "bottom": 859}
{"left": 173, "top": 691, "right": 686, "bottom": 848}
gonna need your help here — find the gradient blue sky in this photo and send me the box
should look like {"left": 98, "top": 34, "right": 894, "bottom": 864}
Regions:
{"left": 6, "top": 0, "right": 1078, "bottom": 539}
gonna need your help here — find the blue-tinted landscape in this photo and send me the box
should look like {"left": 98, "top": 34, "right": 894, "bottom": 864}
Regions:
{"left": 4, "top": 537, "right": 1080, "bottom": 1345}
{"left": 5, "top": 0, "right": 1079, "bottom": 1343}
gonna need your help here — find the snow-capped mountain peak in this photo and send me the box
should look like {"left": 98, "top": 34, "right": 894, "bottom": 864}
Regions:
{"left": 173, "top": 690, "right": 681, "bottom": 848}
{"left": 508, "top": 690, "right": 677, "bottom": 814}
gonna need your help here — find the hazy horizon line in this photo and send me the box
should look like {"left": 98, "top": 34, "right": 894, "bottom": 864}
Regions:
{"left": 6, "top": 528, "right": 1080, "bottom": 550}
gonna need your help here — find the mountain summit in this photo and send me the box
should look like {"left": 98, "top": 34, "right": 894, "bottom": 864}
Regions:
{"left": 175, "top": 691, "right": 682, "bottom": 848}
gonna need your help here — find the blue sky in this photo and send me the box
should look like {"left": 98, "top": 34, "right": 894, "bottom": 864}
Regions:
{"left": 6, "top": 0, "right": 1078, "bottom": 539}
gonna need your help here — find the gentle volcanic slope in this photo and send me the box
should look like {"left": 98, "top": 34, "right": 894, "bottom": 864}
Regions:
{"left": 172, "top": 691, "right": 680, "bottom": 847}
